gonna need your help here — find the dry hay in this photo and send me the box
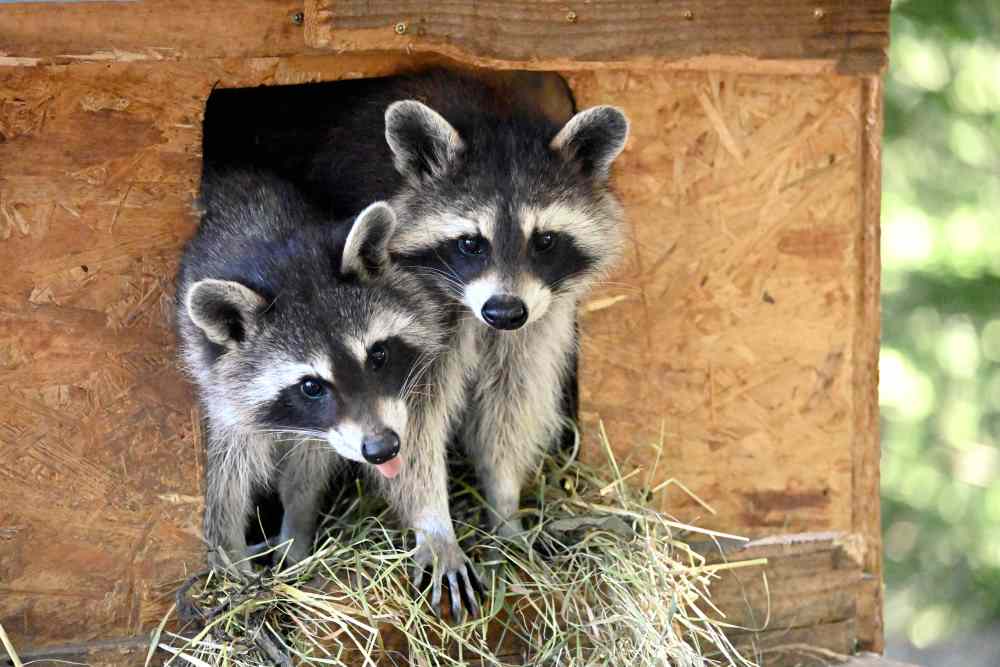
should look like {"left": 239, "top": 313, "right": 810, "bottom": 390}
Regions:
{"left": 154, "top": 424, "right": 766, "bottom": 666}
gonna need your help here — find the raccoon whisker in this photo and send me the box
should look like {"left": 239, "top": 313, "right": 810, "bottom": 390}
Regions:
{"left": 407, "top": 268, "right": 466, "bottom": 298}
{"left": 255, "top": 428, "right": 327, "bottom": 437}
{"left": 275, "top": 436, "right": 324, "bottom": 465}
{"left": 255, "top": 429, "right": 328, "bottom": 442}
{"left": 406, "top": 264, "right": 460, "bottom": 281}
{"left": 424, "top": 256, "right": 469, "bottom": 294}
{"left": 589, "top": 280, "right": 641, "bottom": 291}
{"left": 399, "top": 350, "right": 438, "bottom": 403}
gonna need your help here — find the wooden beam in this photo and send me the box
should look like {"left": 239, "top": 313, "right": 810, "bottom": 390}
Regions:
{"left": 0, "top": 532, "right": 880, "bottom": 667}
{"left": 0, "top": 0, "right": 313, "bottom": 66}
{"left": 701, "top": 532, "right": 868, "bottom": 666}
{"left": 305, "top": 0, "right": 889, "bottom": 75}
{"left": 0, "top": 1, "right": 889, "bottom": 74}
{"left": 853, "top": 74, "right": 885, "bottom": 653}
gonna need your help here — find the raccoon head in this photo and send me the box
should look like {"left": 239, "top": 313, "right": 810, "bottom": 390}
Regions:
{"left": 384, "top": 100, "right": 628, "bottom": 331}
{"left": 185, "top": 203, "right": 437, "bottom": 479}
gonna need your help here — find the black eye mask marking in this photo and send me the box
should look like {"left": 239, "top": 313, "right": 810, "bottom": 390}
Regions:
{"left": 394, "top": 237, "right": 491, "bottom": 296}
{"left": 262, "top": 378, "right": 338, "bottom": 431}
{"left": 526, "top": 232, "right": 596, "bottom": 291}
{"left": 368, "top": 337, "right": 422, "bottom": 397}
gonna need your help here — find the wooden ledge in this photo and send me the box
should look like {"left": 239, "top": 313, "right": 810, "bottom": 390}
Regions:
{"left": 0, "top": 1, "right": 888, "bottom": 74}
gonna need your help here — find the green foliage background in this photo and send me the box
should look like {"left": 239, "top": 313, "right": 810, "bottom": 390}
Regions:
{"left": 881, "top": 0, "right": 1000, "bottom": 647}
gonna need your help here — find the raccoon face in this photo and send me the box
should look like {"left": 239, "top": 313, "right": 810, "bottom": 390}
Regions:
{"left": 185, "top": 204, "right": 438, "bottom": 478}
{"left": 385, "top": 101, "right": 629, "bottom": 331}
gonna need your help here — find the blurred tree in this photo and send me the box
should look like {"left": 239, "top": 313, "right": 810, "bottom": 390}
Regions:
{"left": 881, "top": 0, "right": 1000, "bottom": 650}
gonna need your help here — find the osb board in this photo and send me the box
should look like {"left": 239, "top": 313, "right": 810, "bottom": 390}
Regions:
{"left": 0, "top": 54, "right": 426, "bottom": 648}
{"left": 0, "top": 56, "right": 881, "bottom": 650}
{"left": 305, "top": 0, "right": 889, "bottom": 75}
{"left": 0, "top": 533, "right": 871, "bottom": 666}
{"left": 568, "top": 68, "right": 881, "bottom": 649}
{"left": 1, "top": 0, "right": 889, "bottom": 75}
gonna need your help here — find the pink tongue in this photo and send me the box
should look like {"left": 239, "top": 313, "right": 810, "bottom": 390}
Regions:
{"left": 375, "top": 456, "right": 402, "bottom": 479}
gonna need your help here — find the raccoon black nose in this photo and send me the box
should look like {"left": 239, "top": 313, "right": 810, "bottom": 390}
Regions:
{"left": 361, "top": 430, "right": 400, "bottom": 464}
{"left": 481, "top": 296, "right": 528, "bottom": 330}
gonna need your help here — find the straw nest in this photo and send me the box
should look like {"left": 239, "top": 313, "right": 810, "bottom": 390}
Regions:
{"left": 154, "top": 424, "right": 764, "bottom": 667}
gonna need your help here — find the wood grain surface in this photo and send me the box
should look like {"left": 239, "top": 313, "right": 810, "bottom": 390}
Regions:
{"left": 0, "top": 53, "right": 882, "bottom": 651}
{"left": 305, "top": 0, "right": 889, "bottom": 74}
{"left": 0, "top": 1, "right": 889, "bottom": 75}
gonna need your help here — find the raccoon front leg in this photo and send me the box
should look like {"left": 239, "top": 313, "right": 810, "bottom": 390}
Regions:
{"left": 372, "top": 415, "right": 482, "bottom": 618}
{"left": 465, "top": 307, "right": 578, "bottom": 540}
{"left": 462, "top": 401, "right": 545, "bottom": 540}
{"left": 275, "top": 441, "right": 336, "bottom": 565}
{"left": 203, "top": 431, "right": 272, "bottom": 573}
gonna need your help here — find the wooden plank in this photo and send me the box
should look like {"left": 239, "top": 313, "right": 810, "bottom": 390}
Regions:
{"left": 0, "top": 51, "right": 474, "bottom": 649}
{"left": 0, "top": 1, "right": 889, "bottom": 74}
{"left": 702, "top": 533, "right": 865, "bottom": 663}
{"left": 1, "top": 641, "right": 918, "bottom": 667}
{"left": 853, "top": 74, "right": 884, "bottom": 653}
{"left": 0, "top": 636, "right": 157, "bottom": 667}
{"left": 305, "top": 0, "right": 889, "bottom": 75}
{"left": 0, "top": 533, "right": 877, "bottom": 665}
{"left": 0, "top": 0, "right": 312, "bottom": 66}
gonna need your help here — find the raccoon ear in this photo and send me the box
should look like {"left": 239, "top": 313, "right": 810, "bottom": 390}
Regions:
{"left": 342, "top": 201, "right": 396, "bottom": 280}
{"left": 385, "top": 100, "right": 464, "bottom": 180}
{"left": 186, "top": 279, "right": 267, "bottom": 348}
{"left": 550, "top": 106, "right": 629, "bottom": 180}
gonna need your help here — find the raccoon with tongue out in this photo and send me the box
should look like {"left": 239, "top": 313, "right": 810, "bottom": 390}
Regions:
{"left": 196, "top": 70, "right": 628, "bottom": 618}
{"left": 286, "top": 70, "right": 630, "bottom": 542}
{"left": 176, "top": 169, "right": 479, "bottom": 608}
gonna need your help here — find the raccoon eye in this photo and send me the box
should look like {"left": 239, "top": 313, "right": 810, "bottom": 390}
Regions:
{"left": 299, "top": 378, "right": 326, "bottom": 400}
{"left": 532, "top": 231, "right": 557, "bottom": 254}
{"left": 368, "top": 342, "right": 389, "bottom": 371}
{"left": 457, "top": 235, "right": 486, "bottom": 256}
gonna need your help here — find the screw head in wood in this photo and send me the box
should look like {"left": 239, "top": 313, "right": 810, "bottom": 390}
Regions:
{"left": 394, "top": 21, "right": 408, "bottom": 35}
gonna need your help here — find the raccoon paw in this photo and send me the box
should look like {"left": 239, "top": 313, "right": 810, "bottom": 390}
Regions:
{"left": 412, "top": 537, "right": 484, "bottom": 621}
{"left": 208, "top": 546, "right": 257, "bottom": 578}
{"left": 246, "top": 537, "right": 311, "bottom": 568}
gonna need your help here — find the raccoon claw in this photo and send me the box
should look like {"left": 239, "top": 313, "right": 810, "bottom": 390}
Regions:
{"left": 416, "top": 562, "right": 481, "bottom": 620}
{"left": 459, "top": 565, "right": 484, "bottom": 616}
{"left": 412, "top": 541, "right": 482, "bottom": 620}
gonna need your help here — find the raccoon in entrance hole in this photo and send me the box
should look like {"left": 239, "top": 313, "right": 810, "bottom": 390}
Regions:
{"left": 176, "top": 168, "right": 482, "bottom": 615}
{"left": 203, "top": 67, "right": 628, "bottom": 577}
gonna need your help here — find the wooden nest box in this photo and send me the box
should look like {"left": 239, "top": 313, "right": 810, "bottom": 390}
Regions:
{"left": 0, "top": 1, "right": 890, "bottom": 665}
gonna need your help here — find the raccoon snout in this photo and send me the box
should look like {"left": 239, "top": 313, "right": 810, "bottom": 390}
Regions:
{"left": 361, "top": 429, "right": 401, "bottom": 464}
{"left": 481, "top": 296, "right": 528, "bottom": 330}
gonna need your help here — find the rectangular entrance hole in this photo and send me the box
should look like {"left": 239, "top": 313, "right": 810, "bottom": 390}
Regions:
{"left": 199, "top": 68, "right": 581, "bottom": 552}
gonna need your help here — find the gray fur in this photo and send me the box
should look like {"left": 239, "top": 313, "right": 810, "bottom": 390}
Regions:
{"left": 381, "top": 94, "right": 629, "bottom": 540}
{"left": 177, "top": 169, "right": 469, "bottom": 578}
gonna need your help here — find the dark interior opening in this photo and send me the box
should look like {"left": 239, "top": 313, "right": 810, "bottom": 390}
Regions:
{"left": 199, "top": 69, "right": 582, "bottom": 553}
